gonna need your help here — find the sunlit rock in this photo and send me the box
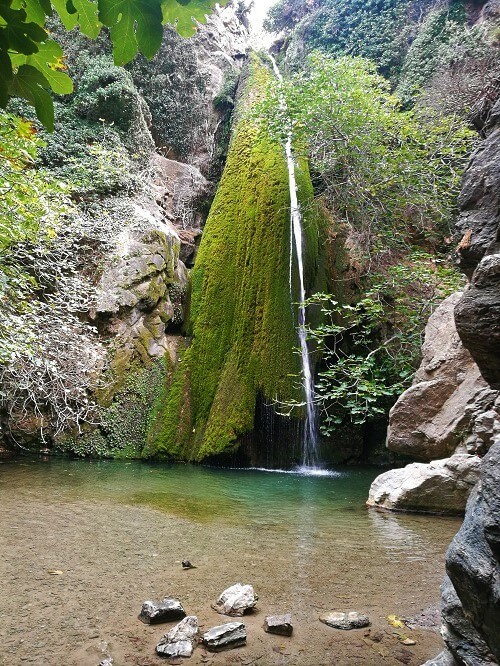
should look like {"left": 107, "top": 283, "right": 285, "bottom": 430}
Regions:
{"left": 156, "top": 615, "right": 199, "bottom": 658}
{"left": 366, "top": 455, "right": 480, "bottom": 514}
{"left": 211, "top": 583, "right": 258, "bottom": 616}
{"left": 263, "top": 614, "right": 293, "bottom": 636}
{"left": 319, "top": 611, "right": 370, "bottom": 630}
{"left": 138, "top": 597, "right": 186, "bottom": 624}
{"left": 202, "top": 622, "right": 246, "bottom": 652}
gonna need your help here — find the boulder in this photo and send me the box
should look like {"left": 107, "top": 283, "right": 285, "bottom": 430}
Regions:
{"left": 386, "top": 293, "right": 498, "bottom": 460}
{"left": 444, "top": 441, "right": 500, "bottom": 662}
{"left": 454, "top": 98, "right": 500, "bottom": 389}
{"left": 263, "top": 614, "right": 293, "bottom": 636}
{"left": 156, "top": 615, "right": 199, "bottom": 658}
{"left": 319, "top": 611, "right": 370, "bottom": 630}
{"left": 366, "top": 454, "right": 481, "bottom": 514}
{"left": 438, "top": 576, "right": 497, "bottom": 665}
{"left": 211, "top": 584, "right": 257, "bottom": 616}
{"left": 202, "top": 622, "right": 246, "bottom": 652}
{"left": 455, "top": 254, "right": 500, "bottom": 390}
{"left": 138, "top": 597, "right": 186, "bottom": 624}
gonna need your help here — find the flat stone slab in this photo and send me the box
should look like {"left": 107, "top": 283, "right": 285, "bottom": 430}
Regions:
{"left": 156, "top": 616, "right": 199, "bottom": 658}
{"left": 264, "top": 614, "right": 293, "bottom": 636}
{"left": 138, "top": 597, "right": 186, "bottom": 624}
{"left": 212, "top": 583, "right": 257, "bottom": 616}
{"left": 202, "top": 622, "right": 246, "bottom": 652}
{"left": 320, "top": 611, "right": 370, "bottom": 630}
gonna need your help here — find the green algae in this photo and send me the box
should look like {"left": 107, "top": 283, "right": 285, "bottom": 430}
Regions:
{"left": 147, "top": 54, "right": 325, "bottom": 461}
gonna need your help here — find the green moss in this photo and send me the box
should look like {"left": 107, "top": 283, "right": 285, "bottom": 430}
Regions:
{"left": 58, "top": 358, "right": 167, "bottom": 458}
{"left": 147, "top": 55, "right": 325, "bottom": 461}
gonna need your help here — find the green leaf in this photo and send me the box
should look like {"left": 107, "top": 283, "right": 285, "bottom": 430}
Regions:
{"left": 11, "top": 40, "right": 73, "bottom": 95}
{"left": 98, "top": 0, "right": 163, "bottom": 64}
{"left": 51, "top": 0, "right": 78, "bottom": 28}
{"left": 9, "top": 64, "right": 54, "bottom": 130}
{"left": 0, "top": 49, "right": 13, "bottom": 107}
{"left": 162, "top": 0, "right": 222, "bottom": 37}
{"left": 72, "top": 0, "right": 100, "bottom": 38}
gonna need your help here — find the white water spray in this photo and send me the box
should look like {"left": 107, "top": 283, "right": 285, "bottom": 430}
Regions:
{"left": 269, "top": 55, "right": 320, "bottom": 470}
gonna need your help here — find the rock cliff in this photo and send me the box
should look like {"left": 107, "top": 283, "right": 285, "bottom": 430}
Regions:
{"left": 0, "top": 3, "right": 249, "bottom": 456}
{"left": 367, "top": 292, "right": 497, "bottom": 514}
{"left": 425, "top": 91, "right": 500, "bottom": 666}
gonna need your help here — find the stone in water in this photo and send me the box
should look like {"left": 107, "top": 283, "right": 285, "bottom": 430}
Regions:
{"left": 156, "top": 615, "right": 199, "bottom": 658}
{"left": 320, "top": 611, "right": 370, "bottom": 630}
{"left": 202, "top": 622, "right": 246, "bottom": 652}
{"left": 138, "top": 597, "right": 186, "bottom": 624}
{"left": 211, "top": 583, "right": 257, "bottom": 616}
{"left": 263, "top": 614, "right": 293, "bottom": 636}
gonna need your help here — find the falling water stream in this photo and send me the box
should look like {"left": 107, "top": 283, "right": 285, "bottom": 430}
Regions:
{"left": 269, "top": 55, "right": 320, "bottom": 470}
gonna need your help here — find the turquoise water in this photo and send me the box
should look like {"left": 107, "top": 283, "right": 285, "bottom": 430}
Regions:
{"left": 1, "top": 458, "right": 384, "bottom": 523}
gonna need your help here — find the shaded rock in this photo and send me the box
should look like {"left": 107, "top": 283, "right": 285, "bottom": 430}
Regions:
{"left": 455, "top": 99, "right": 500, "bottom": 279}
{"left": 263, "top": 614, "right": 293, "bottom": 636}
{"left": 366, "top": 454, "right": 481, "bottom": 514}
{"left": 439, "top": 575, "right": 497, "bottom": 665}
{"left": 319, "top": 611, "right": 370, "bottom": 630}
{"left": 386, "top": 293, "right": 498, "bottom": 460}
{"left": 445, "top": 441, "right": 500, "bottom": 663}
{"left": 454, "top": 98, "right": 500, "bottom": 389}
{"left": 455, "top": 254, "right": 500, "bottom": 390}
{"left": 138, "top": 597, "right": 186, "bottom": 624}
{"left": 211, "top": 584, "right": 257, "bottom": 616}
{"left": 202, "top": 622, "right": 246, "bottom": 652}
{"left": 156, "top": 615, "right": 199, "bottom": 658}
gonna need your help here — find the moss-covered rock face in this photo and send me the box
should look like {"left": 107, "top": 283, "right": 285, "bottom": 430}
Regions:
{"left": 147, "top": 55, "right": 324, "bottom": 461}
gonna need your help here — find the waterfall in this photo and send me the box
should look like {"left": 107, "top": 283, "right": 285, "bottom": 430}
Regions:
{"left": 269, "top": 55, "right": 320, "bottom": 470}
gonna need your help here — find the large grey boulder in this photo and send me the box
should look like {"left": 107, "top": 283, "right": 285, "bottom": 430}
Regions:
{"left": 386, "top": 293, "right": 498, "bottom": 461}
{"left": 366, "top": 454, "right": 481, "bottom": 514}
{"left": 454, "top": 99, "right": 500, "bottom": 389}
{"left": 444, "top": 441, "right": 500, "bottom": 663}
{"left": 437, "top": 575, "right": 497, "bottom": 665}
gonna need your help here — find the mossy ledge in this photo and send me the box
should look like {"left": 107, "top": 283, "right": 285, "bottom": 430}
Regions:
{"left": 146, "top": 54, "right": 324, "bottom": 462}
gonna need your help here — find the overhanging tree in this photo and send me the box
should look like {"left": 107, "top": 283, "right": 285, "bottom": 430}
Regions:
{"left": 0, "top": 0, "right": 228, "bottom": 129}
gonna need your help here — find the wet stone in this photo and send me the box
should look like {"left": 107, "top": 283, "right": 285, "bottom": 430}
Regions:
{"left": 202, "top": 622, "right": 246, "bottom": 652}
{"left": 263, "top": 614, "right": 293, "bottom": 636}
{"left": 138, "top": 598, "right": 186, "bottom": 624}
{"left": 211, "top": 583, "right": 257, "bottom": 616}
{"left": 319, "top": 611, "right": 370, "bottom": 630}
{"left": 156, "top": 616, "right": 199, "bottom": 658}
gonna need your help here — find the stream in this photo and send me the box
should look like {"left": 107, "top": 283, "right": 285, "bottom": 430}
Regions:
{"left": 0, "top": 458, "right": 460, "bottom": 665}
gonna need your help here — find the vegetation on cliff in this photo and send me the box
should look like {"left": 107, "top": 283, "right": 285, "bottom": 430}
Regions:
{"left": 146, "top": 55, "right": 325, "bottom": 461}
{"left": 258, "top": 51, "right": 473, "bottom": 434}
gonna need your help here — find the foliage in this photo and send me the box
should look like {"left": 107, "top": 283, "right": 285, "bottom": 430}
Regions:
{"left": 0, "top": 121, "right": 107, "bottom": 445}
{"left": 268, "top": 0, "right": 437, "bottom": 81}
{"left": 259, "top": 53, "right": 475, "bottom": 266}
{"left": 147, "top": 55, "right": 326, "bottom": 461}
{"left": 396, "top": 1, "right": 467, "bottom": 107}
{"left": 127, "top": 26, "right": 206, "bottom": 159}
{"left": 0, "top": 0, "right": 228, "bottom": 129}
{"left": 0, "top": 110, "right": 66, "bottom": 250}
{"left": 305, "top": 253, "right": 464, "bottom": 432}
{"left": 31, "top": 56, "right": 153, "bottom": 197}
{"left": 418, "top": 22, "right": 500, "bottom": 128}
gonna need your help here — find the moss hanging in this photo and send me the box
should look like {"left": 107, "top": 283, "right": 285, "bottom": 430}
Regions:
{"left": 146, "top": 54, "right": 324, "bottom": 461}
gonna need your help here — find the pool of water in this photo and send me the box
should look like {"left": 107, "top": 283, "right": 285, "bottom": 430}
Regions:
{"left": 0, "top": 457, "right": 461, "bottom": 665}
